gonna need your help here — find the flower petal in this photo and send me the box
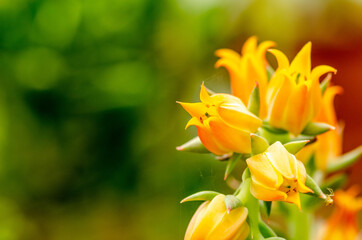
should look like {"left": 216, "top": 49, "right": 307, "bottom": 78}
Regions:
{"left": 186, "top": 195, "right": 226, "bottom": 240}
{"left": 311, "top": 65, "right": 337, "bottom": 82}
{"left": 296, "top": 160, "right": 313, "bottom": 194}
{"left": 246, "top": 153, "right": 283, "bottom": 188}
{"left": 284, "top": 191, "right": 302, "bottom": 210}
{"left": 185, "top": 117, "right": 203, "bottom": 129}
{"left": 200, "top": 82, "right": 213, "bottom": 104}
{"left": 185, "top": 201, "right": 209, "bottom": 240}
{"left": 196, "top": 124, "right": 229, "bottom": 156}
{"left": 268, "top": 49, "right": 290, "bottom": 71}
{"left": 215, "top": 48, "right": 241, "bottom": 63}
{"left": 257, "top": 40, "right": 276, "bottom": 61}
{"left": 265, "top": 142, "right": 296, "bottom": 179}
{"left": 208, "top": 206, "right": 248, "bottom": 240}
{"left": 290, "top": 42, "right": 312, "bottom": 79}
{"left": 178, "top": 102, "right": 207, "bottom": 119}
{"left": 207, "top": 117, "right": 252, "bottom": 154}
{"left": 242, "top": 36, "right": 258, "bottom": 55}
{"left": 218, "top": 102, "right": 262, "bottom": 133}
{"left": 250, "top": 178, "right": 287, "bottom": 201}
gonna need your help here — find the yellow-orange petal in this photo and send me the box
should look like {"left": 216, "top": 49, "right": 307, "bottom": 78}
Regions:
{"left": 184, "top": 201, "right": 209, "bottom": 240}
{"left": 265, "top": 142, "right": 296, "bottom": 179}
{"left": 268, "top": 49, "right": 290, "bottom": 71}
{"left": 207, "top": 206, "right": 248, "bottom": 239}
{"left": 186, "top": 194, "right": 226, "bottom": 240}
{"left": 267, "top": 73, "right": 293, "bottom": 127}
{"left": 215, "top": 48, "right": 241, "bottom": 63}
{"left": 296, "top": 160, "right": 313, "bottom": 194}
{"left": 217, "top": 102, "right": 262, "bottom": 133}
{"left": 185, "top": 117, "right": 203, "bottom": 129}
{"left": 257, "top": 41, "right": 276, "bottom": 61}
{"left": 316, "top": 86, "right": 343, "bottom": 125}
{"left": 178, "top": 101, "right": 207, "bottom": 118}
{"left": 289, "top": 42, "right": 312, "bottom": 79}
{"left": 196, "top": 125, "right": 229, "bottom": 156}
{"left": 200, "top": 82, "right": 213, "bottom": 104}
{"left": 242, "top": 36, "right": 258, "bottom": 55}
{"left": 283, "top": 82, "right": 309, "bottom": 135}
{"left": 284, "top": 190, "right": 302, "bottom": 210}
{"left": 311, "top": 65, "right": 337, "bottom": 82}
{"left": 246, "top": 153, "right": 283, "bottom": 188}
{"left": 250, "top": 178, "right": 287, "bottom": 201}
{"left": 206, "top": 117, "right": 252, "bottom": 154}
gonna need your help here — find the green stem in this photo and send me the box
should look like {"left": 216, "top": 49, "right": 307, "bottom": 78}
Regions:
{"left": 236, "top": 178, "right": 264, "bottom": 240}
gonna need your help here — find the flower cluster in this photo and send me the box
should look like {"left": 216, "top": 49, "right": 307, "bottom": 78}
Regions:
{"left": 177, "top": 37, "right": 362, "bottom": 240}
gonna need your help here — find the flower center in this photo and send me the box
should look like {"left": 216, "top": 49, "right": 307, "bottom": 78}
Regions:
{"left": 279, "top": 179, "right": 298, "bottom": 196}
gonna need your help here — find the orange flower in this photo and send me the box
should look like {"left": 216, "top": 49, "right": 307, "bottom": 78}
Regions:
{"left": 178, "top": 83, "right": 262, "bottom": 155}
{"left": 318, "top": 186, "right": 362, "bottom": 240}
{"left": 215, "top": 36, "right": 275, "bottom": 118}
{"left": 297, "top": 86, "right": 343, "bottom": 170}
{"left": 266, "top": 42, "right": 337, "bottom": 135}
{"left": 185, "top": 194, "right": 249, "bottom": 240}
{"left": 246, "top": 141, "right": 313, "bottom": 209}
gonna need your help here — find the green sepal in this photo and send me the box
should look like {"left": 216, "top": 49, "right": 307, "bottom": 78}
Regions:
{"left": 180, "top": 191, "right": 220, "bottom": 203}
{"left": 263, "top": 201, "right": 272, "bottom": 218}
{"left": 305, "top": 175, "right": 333, "bottom": 205}
{"left": 320, "top": 73, "right": 332, "bottom": 95}
{"left": 301, "top": 122, "right": 335, "bottom": 136}
{"left": 262, "top": 121, "right": 288, "bottom": 134}
{"left": 224, "top": 154, "right": 242, "bottom": 180}
{"left": 266, "top": 65, "right": 275, "bottom": 82}
{"left": 321, "top": 173, "right": 347, "bottom": 191}
{"left": 259, "top": 220, "right": 277, "bottom": 237}
{"left": 265, "top": 237, "right": 286, "bottom": 240}
{"left": 258, "top": 127, "right": 290, "bottom": 145}
{"left": 283, "top": 140, "right": 310, "bottom": 155}
{"left": 176, "top": 136, "right": 210, "bottom": 153}
{"left": 251, "top": 134, "right": 269, "bottom": 155}
{"left": 242, "top": 167, "right": 251, "bottom": 182}
{"left": 248, "top": 84, "right": 260, "bottom": 116}
{"left": 326, "top": 146, "right": 362, "bottom": 173}
{"left": 225, "top": 195, "right": 242, "bottom": 213}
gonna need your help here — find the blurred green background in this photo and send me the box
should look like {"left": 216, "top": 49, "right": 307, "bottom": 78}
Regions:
{"left": 0, "top": 0, "right": 361, "bottom": 239}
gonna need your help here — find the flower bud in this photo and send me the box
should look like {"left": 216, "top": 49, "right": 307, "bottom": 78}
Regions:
{"left": 184, "top": 194, "right": 249, "bottom": 240}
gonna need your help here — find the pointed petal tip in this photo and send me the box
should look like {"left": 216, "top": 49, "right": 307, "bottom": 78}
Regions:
{"left": 176, "top": 146, "right": 184, "bottom": 151}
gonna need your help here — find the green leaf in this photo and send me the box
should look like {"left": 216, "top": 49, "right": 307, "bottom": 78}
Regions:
{"left": 180, "top": 191, "right": 220, "bottom": 203}
{"left": 248, "top": 84, "right": 260, "bottom": 116}
{"left": 251, "top": 134, "right": 269, "bottom": 155}
{"left": 176, "top": 136, "right": 210, "bottom": 153}
{"left": 302, "top": 122, "right": 335, "bottom": 136}
{"left": 320, "top": 73, "right": 332, "bottom": 95}
{"left": 326, "top": 146, "right": 362, "bottom": 173}
{"left": 305, "top": 175, "right": 332, "bottom": 205}
{"left": 224, "top": 154, "right": 242, "bottom": 180}
{"left": 224, "top": 195, "right": 242, "bottom": 213}
{"left": 264, "top": 201, "right": 272, "bottom": 218}
{"left": 283, "top": 140, "right": 310, "bottom": 155}
{"left": 259, "top": 220, "right": 277, "bottom": 238}
{"left": 242, "top": 167, "right": 251, "bottom": 182}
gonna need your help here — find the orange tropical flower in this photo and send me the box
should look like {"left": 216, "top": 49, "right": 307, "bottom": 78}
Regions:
{"left": 266, "top": 42, "right": 337, "bottom": 135}
{"left": 184, "top": 194, "right": 249, "bottom": 240}
{"left": 296, "top": 86, "right": 343, "bottom": 170}
{"left": 178, "top": 83, "right": 262, "bottom": 155}
{"left": 246, "top": 141, "right": 313, "bottom": 209}
{"left": 215, "top": 36, "right": 275, "bottom": 118}
{"left": 318, "top": 186, "right": 362, "bottom": 240}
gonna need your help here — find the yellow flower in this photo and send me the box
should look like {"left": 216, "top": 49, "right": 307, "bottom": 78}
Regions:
{"left": 318, "top": 186, "right": 362, "bottom": 240}
{"left": 178, "top": 83, "right": 262, "bottom": 155}
{"left": 296, "top": 86, "right": 343, "bottom": 170}
{"left": 215, "top": 36, "right": 275, "bottom": 119}
{"left": 185, "top": 194, "right": 249, "bottom": 240}
{"left": 246, "top": 141, "right": 313, "bottom": 209}
{"left": 266, "top": 42, "right": 337, "bottom": 135}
